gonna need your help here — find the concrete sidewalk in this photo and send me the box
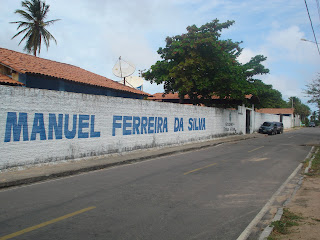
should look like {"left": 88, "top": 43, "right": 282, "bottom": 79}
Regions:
{"left": 0, "top": 133, "right": 264, "bottom": 189}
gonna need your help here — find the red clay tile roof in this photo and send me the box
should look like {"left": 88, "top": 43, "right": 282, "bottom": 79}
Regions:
{"left": 149, "top": 92, "right": 253, "bottom": 100}
{"left": 0, "top": 47, "right": 148, "bottom": 96}
{"left": 0, "top": 72, "right": 24, "bottom": 86}
{"left": 255, "top": 108, "right": 294, "bottom": 115}
{"left": 149, "top": 93, "right": 190, "bottom": 100}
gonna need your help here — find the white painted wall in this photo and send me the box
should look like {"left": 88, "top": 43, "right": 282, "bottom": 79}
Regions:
{"left": 252, "top": 111, "right": 298, "bottom": 132}
{"left": 283, "top": 116, "right": 292, "bottom": 128}
{"left": 293, "top": 115, "right": 301, "bottom": 127}
{"left": 0, "top": 86, "right": 243, "bottom": 169}
{"left": 0, "top": 86, "right": 300, "bottom": 170}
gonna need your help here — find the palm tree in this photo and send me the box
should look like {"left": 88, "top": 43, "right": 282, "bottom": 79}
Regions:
{"left": 11, "top": 0, "right": 60, "bottom": 56}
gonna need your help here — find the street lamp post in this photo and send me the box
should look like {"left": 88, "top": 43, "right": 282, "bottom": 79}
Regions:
{"left": 301, "top": 38, "right": 320, "bottom": 57}
{"left": 301, "top": 38, "right": 320, "bottom": 45}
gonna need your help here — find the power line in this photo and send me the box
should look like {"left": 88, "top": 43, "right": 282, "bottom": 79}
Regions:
{"left": 304, "top": 0, "right": 320, "bottom": 56}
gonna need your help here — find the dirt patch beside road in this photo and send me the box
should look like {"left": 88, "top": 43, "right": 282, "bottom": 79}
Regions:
{"left": 279, "top": 177, "right": 320, "bottom": 240}
{"left": 268, "top": 148, "right": 320, "bottom": 240}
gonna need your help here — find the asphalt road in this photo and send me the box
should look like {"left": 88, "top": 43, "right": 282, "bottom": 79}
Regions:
{"left": 0, "top": 128, "right": 319, "bottom": 240}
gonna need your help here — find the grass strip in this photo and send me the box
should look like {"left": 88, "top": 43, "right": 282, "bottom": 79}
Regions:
{"left": 267, "top": 209, "right": 303, "bottom": 239}
{"left": 305, "top": 147, "right": 320, "bottom": 177}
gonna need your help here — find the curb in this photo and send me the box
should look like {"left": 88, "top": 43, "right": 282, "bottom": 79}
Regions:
{"left": 237, "top": 162, "right": 303, "bottom": 240}
{"left": 258, "top": 146, "right": 316, "bottom": 240}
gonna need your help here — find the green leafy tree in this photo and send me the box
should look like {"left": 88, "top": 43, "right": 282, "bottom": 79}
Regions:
{"left": 287, "top": 97, "right": 311, "bottom": 123}
{"left": 251, "top": 80, "right": 287, "bottom": 108}
{"left": 143, "top": 19, "right": 269, "bottom": 107}
{"left": 310, "top": 111, "right": 320, "bottom": 126}
{"left": 305, "top": 74, "right": 320, "bottom": 110}
{"left": 11, "top": 0, "right": 60, "bottom": 56}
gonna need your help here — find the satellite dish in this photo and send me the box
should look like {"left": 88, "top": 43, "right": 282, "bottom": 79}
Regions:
{"left": 119, "top": 76, "right": 144, "bottom": 90}
{"left": 112, "top": 57, "right": 135, "bottom": 86}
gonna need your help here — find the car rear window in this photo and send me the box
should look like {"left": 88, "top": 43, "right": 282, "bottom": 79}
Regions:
{"left": 262, "top": 122, "right": 271, "bottom": 126}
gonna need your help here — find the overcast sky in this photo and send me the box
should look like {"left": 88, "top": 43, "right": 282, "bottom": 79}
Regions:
{"left": 1, "top": 0, "right": 319, "bottom": 111}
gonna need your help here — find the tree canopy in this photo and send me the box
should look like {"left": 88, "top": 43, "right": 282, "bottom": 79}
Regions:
{"left": 305, "top": 74, "right": 320, "bottom": 109}
{"left": 286, "top": 97, "right": 311, "bottom": 123}
{"left": 309, "top": 110, "right": 319, "bottom": 126}
{"left": 143, "top": 19, "right": 269, "bottom": 107}
{"left": 11, "top": 0, "right": 60, "bottom": 56}
{"left": 251, "top": 80, "right": 287, "bottom": 108}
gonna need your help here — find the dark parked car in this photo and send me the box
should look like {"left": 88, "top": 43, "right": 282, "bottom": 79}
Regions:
{"left": 258, "top": 122, "right": 278, "bottom": 135}
{"left": 309, "top": 122, "right": 316, "bottom": 127}
{"left": 273, "top": 122, "right": 284, "bottom": 134}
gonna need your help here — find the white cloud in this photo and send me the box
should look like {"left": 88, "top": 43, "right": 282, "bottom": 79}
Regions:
{"left": 237, "top": 48, "right": 269, "bottom": 65}
{"left": 261, "top": 74, "right": 300, "bottom": 98}
{"left": 266, "top": 26, "right": 319, "bottom": 63}
{"left": 103, "top": 32, "right": 159, "bottom": 68}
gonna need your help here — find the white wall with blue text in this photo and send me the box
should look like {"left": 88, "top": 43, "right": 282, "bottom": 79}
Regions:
{"left": 0, "top": 85, "right": 247, "bottom": 169}
{"left": 0, "top": 86, "right": 300, "bottom": 170}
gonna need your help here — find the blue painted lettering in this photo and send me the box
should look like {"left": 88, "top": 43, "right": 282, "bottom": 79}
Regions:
{"left": 111, "top": 115, "right": 168, "bottom": 136}
{"left": 123, "top": 116, "right": 132, "bottom": 135}
{"left": 148, "top": 117, "right": 154, "bottom": 134}
{"left": 141, "top": 117, "right": 148, "bottom": 134}
{"left": 30, "top": 113, "right": 46, "bottom": 141}
{"left": 188, "top": 118, "right": 193, "bottom": 131}
{"left": 194, "top": 118, "right": 199, "bottom": 130}
{"left": 4, "top": 112, "right": 101, "bottom": 142}
{"left": 201, "top": 118, "right": 206, "bottom": 130}
{"left": 78, "top": 115, "right": 89, "bottom": 138}
{"left": 188, "top": 118, "right": 206, "bottom": 131}
{"left": 4, "top": 112, "right": 29, "bottom": 142}
{"left": 174, "top": 117, "right": 184, "bottom": 132}
{"left": 48, "top": 113, "right": 63, "bottom": 140}
{"left": 132, "top": 116, "right": 140, "bottom": 134}
{"left": 90, "top": 115, "right": 100, "bottom": 138}
{"left": 112, "top": 115, "right": 122, "bottom": 136}
{"left": 64, "top": 114, "right": 77, "bottom": 139}
{"left": 157, "top": 117, "right": 163, "bottom": 133}
{"left": 163, "top": 117, "right": 168, "bottom": 132}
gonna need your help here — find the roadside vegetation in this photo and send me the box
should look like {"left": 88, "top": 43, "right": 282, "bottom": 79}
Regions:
{"left": 305, "top": 148, "right": 320, "bottom": 177}
{"left": 268, "top": 147, "right": 320, "bottom": 240}
{"left": 268, "top": 209, "right": 303, "bottom": 239}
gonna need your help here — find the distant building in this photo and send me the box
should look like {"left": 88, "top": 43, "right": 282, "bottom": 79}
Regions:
{"left": 255, "top": 108, "right": 298, "bottom": 125}
{"left": 0, "top": 47, "right": 148, "bottom": 99}
{"left": 255, "top": 108, "right": 294, "bottom": 117}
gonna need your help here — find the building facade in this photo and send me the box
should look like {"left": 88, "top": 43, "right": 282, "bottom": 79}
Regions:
{"left": 0, "top": 47, "right": 148, "bottom": 99}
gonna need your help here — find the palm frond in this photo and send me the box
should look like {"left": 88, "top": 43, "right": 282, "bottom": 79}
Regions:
{"left": 10, "top": 21, "right": 31, "bottom": 30}
{"left": 44, "top": 19, "right": 61, "bottom": 26}
{"left": 11, "top": 0, "right": 59, "bottom": 56}
{"left": 41, "top": 3, "right": 49, "bottom": 19}
{"left": 18, "top": 29, "right": 33, "bottom": 46}
{"left": 40, "top": 27, "right": 57, "bottom": 49}
{"left": 11, "top": 26, "right": 30, "bottom": 40}
{"left": 21, "top": 1, "right": 34, "bottom": 13}
{"left": 23, "top": 30, "right": 36, "bottom": 53}
{"left": 14, "top": 9, "right": 34, "bottom": 21}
